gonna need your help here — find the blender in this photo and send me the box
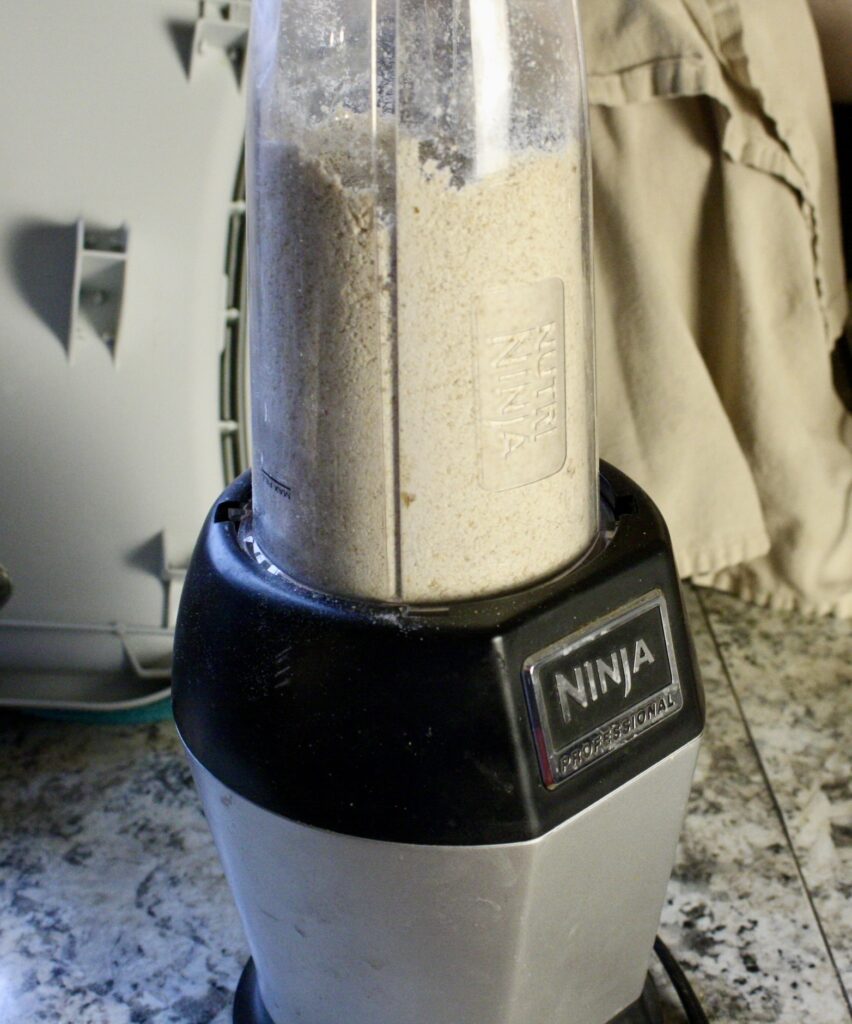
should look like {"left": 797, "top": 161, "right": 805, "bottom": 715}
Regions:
{"left": 173, "top": 0, "right": 705, "bottom": 1019}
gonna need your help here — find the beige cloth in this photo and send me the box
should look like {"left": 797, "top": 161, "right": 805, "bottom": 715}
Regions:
{"left": 581, "top": 0, "right": 852, "bottom": 616}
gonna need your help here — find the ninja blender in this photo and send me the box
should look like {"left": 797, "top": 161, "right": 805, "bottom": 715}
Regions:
{"left": 173, "top": 0, "right": 705, "bottom": 1019}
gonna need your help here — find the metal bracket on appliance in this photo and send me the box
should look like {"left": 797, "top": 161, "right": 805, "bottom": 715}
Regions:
{"left": 0, "top": 618, "right": 174, "bottom": 697}
{"left": 118, "top": 627, "right": 174, "bottom": 682}
{"left": 221, "top": 155, "right": 251, "bottom": 480}
{"left": 188, "top": 3, "right": 251, "bottom": 85}
{"left": 69, "top": 220, "right": 128, "bottom": 360}
{"left": 0, "top": 564, "right": 11, "bottom": 611}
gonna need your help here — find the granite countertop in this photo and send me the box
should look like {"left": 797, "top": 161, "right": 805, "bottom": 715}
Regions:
{"left": 0, "top": 587, "right": 849, "bottom": 1023}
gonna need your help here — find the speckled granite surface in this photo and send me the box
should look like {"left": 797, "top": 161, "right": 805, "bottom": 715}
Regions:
{"left": 0, "top": 720, "right": 246, "bottom": 1023}
{"left": 698, "top": 590, "right": 852, "bottom": 997}
{"left": 655, "top": 589, "right": 851, "bottom": 1023}
{"left": 0, "top": 587, "right": 849, "bottom": 1024}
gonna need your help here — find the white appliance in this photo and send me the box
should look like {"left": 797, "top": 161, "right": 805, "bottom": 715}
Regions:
{"left": 0, "top": 0, "right": 250, "bottom": 714}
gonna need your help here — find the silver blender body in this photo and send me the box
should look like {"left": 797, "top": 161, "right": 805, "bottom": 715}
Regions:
{"left": 191, "top": 737, "right": 699, "bottom": 1024}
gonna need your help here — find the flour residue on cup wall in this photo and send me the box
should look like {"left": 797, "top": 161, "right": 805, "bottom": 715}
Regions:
{"left": 250, "top": 122, "right": 596, "bottom": 603}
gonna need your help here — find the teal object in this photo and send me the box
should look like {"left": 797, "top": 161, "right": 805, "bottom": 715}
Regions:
{"left": 29, "top": 697, "right": 173, "bottom": 725}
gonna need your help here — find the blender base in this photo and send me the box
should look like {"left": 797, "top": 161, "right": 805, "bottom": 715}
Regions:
{"left": 176, "top": 466, "right": 702, "bottom": 1024}
{"left": 232, "top": 959, "right": 663, "bottom": 1024}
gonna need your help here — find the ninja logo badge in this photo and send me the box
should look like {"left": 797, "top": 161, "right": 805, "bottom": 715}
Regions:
{"left": 555, "top": 638, "right": 655, "bottom": 724}
{"left": 524, "top": 593, "right": 682, "bottom": 784}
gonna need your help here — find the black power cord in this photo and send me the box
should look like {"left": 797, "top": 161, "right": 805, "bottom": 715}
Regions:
{"left": 654, "top": 935, "right": 711, "bottom": 1023}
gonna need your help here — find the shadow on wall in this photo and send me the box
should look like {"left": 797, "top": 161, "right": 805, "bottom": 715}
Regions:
{"left": 8, "top": 219, "right": 78, "bottom": 356}
{"left": 166, "top": 20, "right": 195, "bottom": 78}
{"left": 125, "top": 533, "right": 166, "bottom": 579}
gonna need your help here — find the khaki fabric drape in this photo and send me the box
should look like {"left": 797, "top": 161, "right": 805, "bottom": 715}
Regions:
{"left": 581, "top": 0, "right": 851, "bottom": 616}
